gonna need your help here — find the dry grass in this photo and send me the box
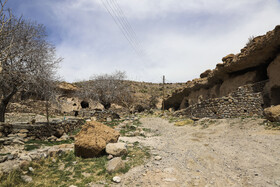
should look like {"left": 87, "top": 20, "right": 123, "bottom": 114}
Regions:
{"left": 174, "top": 119, "right": 194, "bottom": 126}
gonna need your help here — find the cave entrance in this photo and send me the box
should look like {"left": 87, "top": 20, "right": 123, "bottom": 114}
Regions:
{"left": 74, "top": 111, "right": 79, "bottom": 117}
{"left": 81, "top": 101, "right": 89, "bottom": 108}
{"left": 271, "top": 87, "right": 280, "bottom": 105}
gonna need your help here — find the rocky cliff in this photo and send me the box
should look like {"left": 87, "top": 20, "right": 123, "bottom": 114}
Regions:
{"left": 165, "top": 25, "right": 280, "bottom": 115}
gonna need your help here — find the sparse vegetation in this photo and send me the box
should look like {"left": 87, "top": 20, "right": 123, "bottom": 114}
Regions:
{"left": 0, "top": 144, "right": 150, "bottom": 187}
{"left": 24, "top": 139, "right": 73, "bottom": 151}
{"left": 246, "top": 35, "right": 255, "bottom": 47}
{"left": 115, "top": 117, "right": 146, "bottom": 136}
{"left": 262, "top": 120, "right": 280, "bottom": 130}
{"left": 104, "top": 119, "right": 124, "bottom": 128}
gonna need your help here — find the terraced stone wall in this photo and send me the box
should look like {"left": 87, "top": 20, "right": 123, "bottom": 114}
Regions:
{"left": 178, "top": 81, "right": 268, "bottom": 118}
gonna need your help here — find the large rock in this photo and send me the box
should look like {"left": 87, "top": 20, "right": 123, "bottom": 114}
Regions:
{"left": 106, "top": 157, "right": 125, "bottom": 173}
{"left": 106, "top": 143, "right": 127, "bottom": 156}
{"left": 264, "top": 105, "right": 280, "bottom": 122}
{"left": 74, "top": 121, "right": 120, "bottom": 158}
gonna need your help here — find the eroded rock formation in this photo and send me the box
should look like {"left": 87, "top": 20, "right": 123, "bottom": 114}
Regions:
{"left": 165, "top": 25, "right": 280, "bottom": 120}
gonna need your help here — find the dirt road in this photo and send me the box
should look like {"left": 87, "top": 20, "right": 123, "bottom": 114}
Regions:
{"left": 118, "top": 117, "right": 280, "bottom": 187}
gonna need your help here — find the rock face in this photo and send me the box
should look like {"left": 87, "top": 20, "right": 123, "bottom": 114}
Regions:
{"left": 264, "top": 105, "right": 280, "bottom": 122}
{"left": 74, "top": 121, "right": 120, "bottom": 158}
{"left": 164, "top": 25, "right": 280, "bottom": 119}
{"left": 106, "top": 143, "right": 127, "bottom": 156}
{"left": 266, "top": 54, "right": 280, "bottom": 106}
{"left": 106, "top": 157, "right": 125, "bottom": 173}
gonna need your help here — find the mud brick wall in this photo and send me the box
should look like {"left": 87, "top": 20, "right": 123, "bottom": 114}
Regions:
{"left": 180, "top": 81, "right": 268, "bottom": 119}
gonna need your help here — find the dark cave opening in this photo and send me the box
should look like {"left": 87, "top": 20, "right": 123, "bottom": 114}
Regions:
{"left": 81, "top": 101, "right": 89, "bottom": 108}
{"left": 271, "top": 87, "right": 280, "bottom": 106}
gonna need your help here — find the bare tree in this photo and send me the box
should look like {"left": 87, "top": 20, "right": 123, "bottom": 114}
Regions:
{"left": 78, "top": 71, "right": 132, "bottom": 109}
{"left": 0, "top": 2, "right": 61, "bottom": 122}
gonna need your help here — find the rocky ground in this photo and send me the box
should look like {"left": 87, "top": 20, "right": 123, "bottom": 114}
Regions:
{"left": 1, "top": 115, "right": 280, "bottom": 187}
{"left": 115, "top": 117, "right": 280, "bottom": 187}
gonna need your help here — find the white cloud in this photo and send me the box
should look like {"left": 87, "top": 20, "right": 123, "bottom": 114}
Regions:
{"left": 9, "top": 0, "right": 280, "bottom": 83}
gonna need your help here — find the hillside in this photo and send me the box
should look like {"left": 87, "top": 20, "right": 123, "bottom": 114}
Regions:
{"left": 6, "top": 80, "right": 185, "bottom": 119}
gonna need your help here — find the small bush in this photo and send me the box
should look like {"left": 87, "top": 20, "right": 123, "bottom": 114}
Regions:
{"left": 246, "top": 36, "right": 255, "bottom": 47}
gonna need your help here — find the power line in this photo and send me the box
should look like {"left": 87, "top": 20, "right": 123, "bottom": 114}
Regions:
{"left": 100, "top": 0, "right": 145, "bottom": 58}
{"left": 100, "top": 0, "right": 140, "bottom": 56}
{"left": 105, "top": 0, "right": 143, "bottom": 57}
{"left": 110, "top": 0, "right": 145, "bottom": 56}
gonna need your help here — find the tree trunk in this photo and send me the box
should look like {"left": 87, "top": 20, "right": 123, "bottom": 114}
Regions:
{"left": 46, "top": 100, "right": 49, "bottom": 125}
{"left": 0, "top": 87, "right": 17, "bottom": 122}
{"left": 0, "top": 101, "right": 7, "bottom": 122}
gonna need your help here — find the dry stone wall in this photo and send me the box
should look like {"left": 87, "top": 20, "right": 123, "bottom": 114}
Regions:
{"left": 0, "top": 118, "right": 85, "bottom": 139}
{"left": 178, "top": 81, "right": 267, "bottom": 118}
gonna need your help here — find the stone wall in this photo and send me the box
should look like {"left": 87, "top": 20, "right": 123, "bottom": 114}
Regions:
{"left": 0, "top": 118, "right": 85, "bottom": 139}
{"left": 177, "top": 81, "right": 267, "bottom": 118}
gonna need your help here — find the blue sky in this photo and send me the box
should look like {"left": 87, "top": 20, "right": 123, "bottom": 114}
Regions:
{"left": 6, "top": 0, "right": 280, "bottom": 83}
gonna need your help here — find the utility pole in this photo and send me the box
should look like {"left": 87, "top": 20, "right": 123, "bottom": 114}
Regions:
{"left": 162, "top": 75, "right": 165, "bottom": 113}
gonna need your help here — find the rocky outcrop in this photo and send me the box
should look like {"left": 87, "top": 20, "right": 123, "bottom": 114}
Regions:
{"left": 265, "top": 54, "right": 280, "bottom": 106}
{"left": 57, "top": 82, "right": 78, "bottom": 96}
{"left": 165, "top": 25, "right": 280, "bottom": 117}
{"left": 74, "top": 121, "right": 120, "bottom": 158}
{"left": 264, "top": 105, "right": 280, "bottom": 122}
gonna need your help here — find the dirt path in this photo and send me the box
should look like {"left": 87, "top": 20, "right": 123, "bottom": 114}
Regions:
{"left": 117, "top": 117, "right": 280, "bottom": 187}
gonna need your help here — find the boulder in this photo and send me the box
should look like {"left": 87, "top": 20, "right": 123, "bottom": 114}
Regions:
{"left": 57, "top": 133, "right": 69, "bottom": 141}
{"left": 222, "top": 54, "right": 235, "bottom": 63}
{"left": 106, "top": 157, "right": 125, "bottom": 173}
{"left": 112, "top": 176, "right": 122, "bottom": 183}
{"left": 106, "top": 143, "right": 127, "bottom": 156}
{"left": 200, "top": 69, "right": 212, "bottom": 78}
{"left": 54, "top": 129, "right": 64, "bottom": 138}
{"left": 264, "top": 105, "right": 280, "bottom": 122}
{"left": 74, "top": 121, "right": 120, "bottom": 158}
